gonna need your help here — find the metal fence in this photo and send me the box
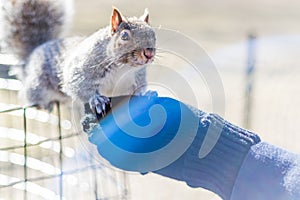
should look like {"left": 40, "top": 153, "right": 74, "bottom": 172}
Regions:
{"left": 0, "top": 64, "right": 129, "bottom": 200}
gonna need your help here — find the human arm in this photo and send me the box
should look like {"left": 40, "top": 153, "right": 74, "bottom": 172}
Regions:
{"left": 231, "top": 142, "right": 300, "bottom": 200}
{"left": 84, "top": 95, "right": 300, "bottom": 200}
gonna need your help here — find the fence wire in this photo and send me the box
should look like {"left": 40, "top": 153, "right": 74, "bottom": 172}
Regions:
{"left": 0, "top": 64, "right": 129, "bottom": 200}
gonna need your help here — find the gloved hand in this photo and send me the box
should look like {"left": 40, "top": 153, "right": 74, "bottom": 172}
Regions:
{"left": 83, "top": 95, "right": 260, "bottom": 200}
{"left": 85, "top": 95, "right": 200, "bottom": 172}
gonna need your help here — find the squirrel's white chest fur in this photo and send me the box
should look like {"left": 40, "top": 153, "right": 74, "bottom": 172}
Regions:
{"left": 100, "top": 65, "right": 144, "bottom": 97}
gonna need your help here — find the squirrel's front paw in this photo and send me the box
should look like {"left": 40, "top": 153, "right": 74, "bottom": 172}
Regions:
{"left": 89, "top": 92, "right": 112, "bottom": 120}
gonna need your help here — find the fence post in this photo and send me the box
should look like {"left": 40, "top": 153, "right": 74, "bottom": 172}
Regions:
{"left": 23, "top": 108, "right": 28, "bottom": 200}
{"left": 244, "top": 34, "right": 256, "bottom": 129}
{"left": 57, "top": 102, "right": 63, "bottom": 200}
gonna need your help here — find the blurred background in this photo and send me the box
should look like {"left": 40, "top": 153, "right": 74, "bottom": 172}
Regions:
{"left": 1, "top": 0, "right": 300, "bottom": 199}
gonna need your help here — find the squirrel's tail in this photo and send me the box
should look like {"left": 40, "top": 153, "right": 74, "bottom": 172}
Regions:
{"left": 0, "top": 0, "right": 73, "bottom": 61}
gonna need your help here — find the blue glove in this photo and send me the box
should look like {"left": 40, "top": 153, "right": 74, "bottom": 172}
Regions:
{"left": 86, "top": 95, "right": 200, "bottom": 172}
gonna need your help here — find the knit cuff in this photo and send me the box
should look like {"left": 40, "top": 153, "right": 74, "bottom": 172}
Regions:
{"left": 181, "top": 113, "right": 260, "bottom": 199}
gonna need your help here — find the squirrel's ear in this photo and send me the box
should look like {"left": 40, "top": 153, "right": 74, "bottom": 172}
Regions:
{"left": 111, "top": 7, "right": 124, "bottom": 33}
{"left": 140, "top": 8, "right": 150, "bottom": 24}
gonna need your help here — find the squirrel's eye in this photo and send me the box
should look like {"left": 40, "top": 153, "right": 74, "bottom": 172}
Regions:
{"left": 120, "top": 30, "right": 130, "bottom": 41}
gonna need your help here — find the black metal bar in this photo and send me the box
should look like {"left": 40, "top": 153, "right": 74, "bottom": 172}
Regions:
{"left": 56, "top": 102, "right": 63, "bottom": 200}
{"left": 0, "top": 164, "right": 104, "bottom": 189}
{"left": 0, "top": 132, "right": 81, "bottom": 151}
{"left": 0, "top": 104, "right": 37, "bottom": 114}
{"left": 90, "top": 153, "right": 99, "bottom": 200}
{"left": 23, "top": 108, "right": 28, "bottom": 200}
{"left": 122, "top": 171, "right": 129, "bottom": 200}
{"left": 244, "top": 34, "right": 256, "bottom": 129}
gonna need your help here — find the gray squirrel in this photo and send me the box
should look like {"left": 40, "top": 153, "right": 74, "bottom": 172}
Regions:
{"left": 1, "top": 0, "right": 156, "bottom": 117}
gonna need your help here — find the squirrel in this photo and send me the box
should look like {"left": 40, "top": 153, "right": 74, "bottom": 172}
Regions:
{"left": 1, "top": 0, "right": 156, "bottom": 118}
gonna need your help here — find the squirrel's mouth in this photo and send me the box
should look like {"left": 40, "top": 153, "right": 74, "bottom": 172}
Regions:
{"left": 120, "top": 48, "right": 156, "bottom": 67}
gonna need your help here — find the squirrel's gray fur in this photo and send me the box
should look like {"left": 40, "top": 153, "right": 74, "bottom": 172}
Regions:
{"left": 1, "top": 0, "right": 156, "bottom": 112}
{"left": 0, "top": 0, "right": 72, "bottom": 60}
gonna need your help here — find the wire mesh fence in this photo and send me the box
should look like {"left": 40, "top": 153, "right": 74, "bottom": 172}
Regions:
{"left": 0, "top": 63, "right": 129, "bottom": 200}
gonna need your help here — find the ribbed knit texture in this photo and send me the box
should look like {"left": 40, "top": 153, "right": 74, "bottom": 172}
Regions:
{"left": 156, "top": 112, "right": 261, "bottom": 200}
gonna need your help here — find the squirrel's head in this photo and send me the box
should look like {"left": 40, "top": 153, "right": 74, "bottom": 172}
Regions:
{"left": 108, "top": 7, "right": 156, "bottom": 67}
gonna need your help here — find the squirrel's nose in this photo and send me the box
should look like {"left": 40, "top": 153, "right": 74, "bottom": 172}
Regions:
{"left": 143, "top": 48, "right": 155, "bottom": 59}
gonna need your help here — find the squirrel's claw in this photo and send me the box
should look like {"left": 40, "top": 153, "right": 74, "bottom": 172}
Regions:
{"left": 89, "top": 93, "right": 112, "bottom": 120}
